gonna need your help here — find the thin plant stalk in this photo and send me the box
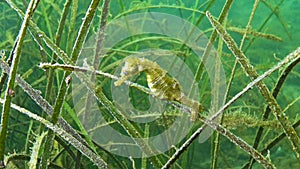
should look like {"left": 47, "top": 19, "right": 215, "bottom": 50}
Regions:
{"left": 66, "top": 0, "right": 78, "bottom": 55}
{"left": 84, "top": 0, "right": 110, "bottom": 129}
{"left": 0, "top": 59, "right": 89, "bottom": 148}
{"left": 0, "top": 0, "right": 40, "bottom": 165}
{"left": 40, "top": 75, "right": 72, "bottom": 169}
{"left": 41, "top": 61, "right": 170, "bottom": 167}
{"left": 221, "top": 0, "right": 260, "bottom": 168}
{"left": 245, "top": 57, "right": 300, "bottom": 169}
{"left": 244, "top": 0, "right": 285, "bottom": 53}
{"left": 162, "top": 44, "right": 300, "bottom": 169}
{"left": 162, "top": 116, "right": 275, "bottom": 169}
{"left": 188, "top": 0, "right": 233, "bottom": 167}
{"left": 41, "top": 0, "right": 102, "bottom": 168}
{"left": 0, "top": 99, "right": 107, "bottom": 168}
{"left": 82, "top": 0, "right": 111, "bottom": 156}
{"left": 28, "top": 132, "right": 47, "bottom": 169}
{"left": 206, "top": 11, "right": 300, "bottom": 158}
{"left": 7, "top": 3, "right": 164, "bottom": 167}
{"left": 242, "top": 119, "right": 300, "bottom": 168}
{"left": 40, "top": 44, "right": 300, "bottom": 168}
{"left": 40, "top": 0, "right": 72, "bottom": 134}
{"left": 210, "top": 17, "right": 227, "bottom": 169}
{"left": 114, "top": 4, "right": 205, "bottom": 19}
{"left": 191, "top": 0, "right": 233, "bottom": 89}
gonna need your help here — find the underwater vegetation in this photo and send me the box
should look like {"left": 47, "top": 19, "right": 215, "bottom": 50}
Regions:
{"left": 0, "top": 0, "right": 300, "bottom": 168}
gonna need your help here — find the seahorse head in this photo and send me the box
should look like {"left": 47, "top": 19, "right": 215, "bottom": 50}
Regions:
{"left": 120, "top": 57, "right": 143, "bottom": 76}
{"left": 114, "top": 57, "right": 145, "bottom": 86}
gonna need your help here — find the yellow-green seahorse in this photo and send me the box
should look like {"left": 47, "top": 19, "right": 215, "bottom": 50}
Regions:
{"left": 114, "top": 57, "right": 202, "bottom": 121}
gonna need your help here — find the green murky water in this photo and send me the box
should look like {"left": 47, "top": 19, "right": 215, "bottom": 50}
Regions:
{"left": 0, "top": 1, "right": 299, "bottom": 168}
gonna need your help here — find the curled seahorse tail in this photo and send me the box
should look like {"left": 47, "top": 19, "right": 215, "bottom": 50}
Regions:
{"left": 179, "top": 96, "right": 202, "bottom": 121}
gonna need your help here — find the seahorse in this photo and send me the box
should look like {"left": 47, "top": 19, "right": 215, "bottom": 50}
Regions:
{"left": 114, "top": 57, "right": 202, "bottom": 121}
